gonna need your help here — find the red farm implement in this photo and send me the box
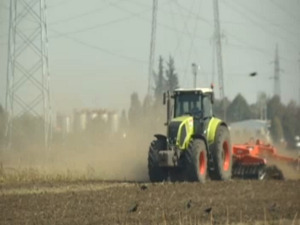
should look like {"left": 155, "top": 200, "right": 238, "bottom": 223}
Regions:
{"left": 232, "top": 139, "right": 300, "bottom": 180}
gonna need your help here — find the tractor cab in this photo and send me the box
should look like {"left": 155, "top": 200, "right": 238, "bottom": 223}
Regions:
{"left": 172, "top": 88, "right": 214, "bottom": 119}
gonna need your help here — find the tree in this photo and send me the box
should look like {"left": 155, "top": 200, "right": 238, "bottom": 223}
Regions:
{"left": 165, "top": 56, "right": 179, "bottom": 92}
{"left": 154, "top": 56, "right": 165, "bottom": 104}
{"left": 281, "top": 101, "right": 298, "bottom": 147}
{"left": 213, "top": 97, "right": 231, "bottom": 120}
{"left": 119, "top": 109, "right": 128, "bottom": 133}
{"left": 128, "top": 92, "right": 142, "bottom": 128}
{"left": 270, "top": 116, "right": 284, "bottom": 144}
{"left": 12, "top": 113, "right": 44, "bottom": 150}
{"left": 226, "top": 94, "right": 253, "bottom": 122}
{"left": 0, "top": 105, "right": 6, "bottom": 149}
{"left": 267, "top": 95, "right": 284, "bottom": 120}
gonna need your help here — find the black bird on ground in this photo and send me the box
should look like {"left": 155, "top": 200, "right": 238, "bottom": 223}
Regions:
{"left": 186, "top": 200, "right": 192, "bottom": 209}
{"left": 268, "top": 203, "right": 278, "bottom": 212}
{"left": 204, "top": 207, "right": 212, "bottom": 214}
{"left": 128, "top": 203, "right": 138, "bottom": 213}
{"left": 140, "top": 184, "right": 148, "bottom": 190}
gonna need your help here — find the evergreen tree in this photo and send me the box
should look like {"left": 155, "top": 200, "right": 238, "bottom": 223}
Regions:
{"left": 0, "top": 105, "right": 6, "bottom": 148}
{"left": 128, "top": 92, "right": 142, "bottom": 128}
{"left": 270, "top": 116, "right": 284, "bottom": 144}
{"left": 281, "top": 101, "right": 297, "bottom": 147}
{"left": 165, "top": 56, "right": 179, "bottom": 92}
{"left": 227, "top": 94, "right": 252, "bottom": 122}
{"left": 267, "top": 95, "right": 284, "bottom": 120}
{"left": 154, "top": 56, "right": 165, "bottom": 104}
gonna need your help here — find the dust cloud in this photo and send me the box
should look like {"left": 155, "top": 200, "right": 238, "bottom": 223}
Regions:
{"left": 268, "top": 147, "right": 300, "bottom": 180}
{"left": 1, "top": 114, "right": 299, "bottom": 182}
{"left": 0, "top": 128, "right": 163, "bottom": 182}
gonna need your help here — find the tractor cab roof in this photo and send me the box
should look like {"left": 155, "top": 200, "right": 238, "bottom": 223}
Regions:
{"left": 173, "top": 88, "right": 213, "bottom": 95}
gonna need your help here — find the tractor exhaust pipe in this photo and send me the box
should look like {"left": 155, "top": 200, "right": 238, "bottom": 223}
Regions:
{"left": 163, "top": 91, "right": 171, "bottom": 126}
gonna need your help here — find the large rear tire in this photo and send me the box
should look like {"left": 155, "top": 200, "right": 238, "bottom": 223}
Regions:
{"left": 209, "top": 126, "right": 232, "bottom": 180}
{"left": 148, "top": 139, "right": 168, "bottom": 182}
{"left": 184, "top": 139, "right": 207, "bottom": 182}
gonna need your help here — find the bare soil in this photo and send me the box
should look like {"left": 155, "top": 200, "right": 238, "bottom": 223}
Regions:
{"left": 1, "top": 180, "right": 299, "bottom": 225}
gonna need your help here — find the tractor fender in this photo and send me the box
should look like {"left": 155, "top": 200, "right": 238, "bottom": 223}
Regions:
{"left": 154, "top": 134, "right": 167, "bottom": 141}
{"left": 154, "top": 134, "right": 167, "bottom": 149}
{"left": 206, "top": 118, "right": 228, "bottom": 146}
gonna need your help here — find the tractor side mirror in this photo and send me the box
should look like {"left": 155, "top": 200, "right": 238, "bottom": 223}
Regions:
{"left": 163, "top": 92, "right": 166, "bottom": 105}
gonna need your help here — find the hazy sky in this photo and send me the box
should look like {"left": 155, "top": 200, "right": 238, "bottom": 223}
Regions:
{"left": 0, "top": 0, "right": 300, "bottom": 114}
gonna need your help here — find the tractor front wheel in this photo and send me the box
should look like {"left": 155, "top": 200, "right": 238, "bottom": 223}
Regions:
{"left": 148, "top": 139, "right": 168, "bottom": 182}
{"left": 209, "top": 126, "right": 232, "bottom": 180}
{"left": 184, "top": 139, "right": 207, "bottom": 182}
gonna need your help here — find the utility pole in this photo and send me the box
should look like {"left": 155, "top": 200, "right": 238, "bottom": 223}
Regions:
{"left": 274, "top": 44, "right": 281, "bottom": 98}
{"left": 213, "top": 0, "right": 226, "bottom": 120}
{"left": 298, "top": 52, "right": 300, "bottom": 106}
{"left": 147, "top": 0, "right": 158, "bottom": 96}
{"left": 5, "top": 0, "right": 52, "bottom": 149}
{"left": 257, "top": 92, "right": 267, "bottom": 121}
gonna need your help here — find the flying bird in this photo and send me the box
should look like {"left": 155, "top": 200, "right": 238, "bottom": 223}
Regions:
{"left": 249, "top": 72, "right": 257, "bottom": 77}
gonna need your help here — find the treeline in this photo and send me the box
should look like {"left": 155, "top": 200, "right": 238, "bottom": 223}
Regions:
{"left": 123, "top": 92, "right": 300, "bottom": 149}
{"left": 213, "top": 94, "right": 300, "bottom": 147}
{"left": 122, "top": 55, "right": 300, "bottom": 148}
{"left": 0, "top": 55, "right": 299, "bottom": 150}
{"left": 121, "top": 56, "right": 179, "bottom": 136}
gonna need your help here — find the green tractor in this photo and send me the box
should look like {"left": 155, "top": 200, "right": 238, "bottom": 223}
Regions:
{"left": 148, "top": 87, "right": 232, "bottom": 182}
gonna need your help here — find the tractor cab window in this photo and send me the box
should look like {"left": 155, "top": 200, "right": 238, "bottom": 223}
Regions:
{"left": 203, "top": 95, "right": 213, "bottom": 118}
{"left": 174, "top": 93, "right": 202, "bottom": 117}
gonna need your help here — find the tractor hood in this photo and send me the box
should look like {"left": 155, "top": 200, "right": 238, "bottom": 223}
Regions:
{"left": 168, "top": 116, "right": 194, "bottom": 149}
{"left": 168, "top": 115, "right": 224, "bottom": 149}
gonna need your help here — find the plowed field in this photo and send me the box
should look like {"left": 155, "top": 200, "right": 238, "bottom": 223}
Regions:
{"left": 1, "top": 180, "right": 299, "bottom": 225}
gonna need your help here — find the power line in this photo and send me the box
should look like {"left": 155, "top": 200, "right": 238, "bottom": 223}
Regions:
{"left": 147, "top": 0, "right": 158, "bottom": 95}
{"left": 221, "top": 0, "right": 299, "bottom": 49}
{"left": 173, "top": 0, "right": 201, "bottom": 81}
{"left": 2, "top": 1, "right": 210, "bottom": 43}
{"left": 168, "top": 2, "right": 183, "bottom": 58}
{"left": 213, "top": 0, "right": 225, "bottom": 100}
{"left": 49, "top": 8, "right": 152, "bottom": 38}
{"left": 110, "top": 3, "right": 210, "bottom": 41}
{"left": 224, "top": 31, "right": 296, "bottom": 66}
{"left": 173, "top": 1, "right": 212, "bottom": 26}
{"left": 269, "top": 0, "right": 299, "bottom": 23}
{"left": 48, "top": 0, "right": 122, "bottom": 25}
{"left": 49, "top": 28, "right": 147, "bottom": 64}
{"left": 231, "top": 1, "right": 300, "bottom": 39}
{"left": 47, "top": 0, "right": 75, "bottom": 9}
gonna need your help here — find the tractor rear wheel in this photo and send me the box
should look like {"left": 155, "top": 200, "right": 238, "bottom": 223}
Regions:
{"left": 148, "top": 139, "right": 168, "bottom": 182}
{"left": 209, "top": 126, "right": 232, "bottom": 180}
{"left": 184, "top": 139, "right": 207, "bottom": 182}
